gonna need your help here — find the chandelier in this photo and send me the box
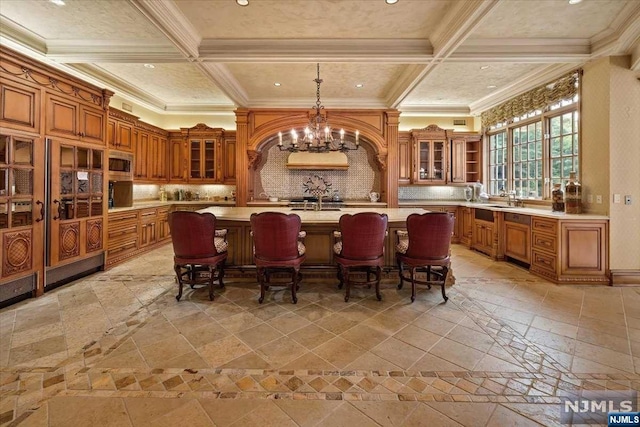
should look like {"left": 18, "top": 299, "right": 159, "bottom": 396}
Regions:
{"left": 278, "top": 63, "right": 359, "bottom": 153}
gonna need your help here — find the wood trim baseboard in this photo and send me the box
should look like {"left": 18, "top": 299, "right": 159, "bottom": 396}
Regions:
{"left": 610, "top": 269, "right": 640, "bottom": 286}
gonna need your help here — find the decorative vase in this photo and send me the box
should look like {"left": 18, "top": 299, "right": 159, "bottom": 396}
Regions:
{"left": 551, "top": 183, "right": 564, "bottom": 212}
{"left": 565, "top": 171, "right": 582, "bottom": 214}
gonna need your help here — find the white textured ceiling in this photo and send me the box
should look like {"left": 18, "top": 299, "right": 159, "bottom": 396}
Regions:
{"left": 1, "top": 0, "right": 638, "bottom": 117}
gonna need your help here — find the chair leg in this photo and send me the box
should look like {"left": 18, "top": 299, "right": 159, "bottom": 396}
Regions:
{"left": 189, "top": 265, "right": 196, "bottom": 289}
{"left": 257, "top": 267, "right": 266, "bottom": 304}
{"left": 291, "top": 268, "right": 299, "bottom": 304}
{"left": 410, "top": 267, "right": 417, "bottom": 302}
{"left": 174, "top": 264, "right": 184, "bottom": 301}
{"left": 441, "top": 266, "right": 449, "bottom": 302}
{"left": 337, "top": 265, "right": 344, "bottom": 289}
{"left": 426, "top": 266, "right": 432, "bottom": 289}
{"left": 207, "top": 265, "right": 216, "bottom": 301}
{"left": 218, "top": 260, "right": 226, "bottom": 289}
{"left": 375, "top": 266, "right": 382, "bottom": 301}
{"left": 344, "top": 267, "right": 351, "bottom": 302}
{"left": 366, "top": 269, "right": 372, "bottom": 288}
{"left": 397, "top": 257, "right": 404, "bottom": 290}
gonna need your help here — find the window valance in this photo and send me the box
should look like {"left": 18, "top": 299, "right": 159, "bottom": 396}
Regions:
{"left": 481, "top": 70, "right": 581, "bottom": 128}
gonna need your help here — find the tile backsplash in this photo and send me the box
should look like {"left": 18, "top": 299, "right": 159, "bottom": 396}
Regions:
{"left": 255, "top": 145, "right": 380, "bottom": 201}
{"left": 133, "top": 184, "right": 236, "bottom": 201}
{"left": 399, "top": 186, "right": 466, "bottom": 200}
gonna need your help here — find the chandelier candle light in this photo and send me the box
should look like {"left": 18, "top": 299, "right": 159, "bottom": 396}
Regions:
{"left": 278, "top": 64, "right": 359, "bottom": 153}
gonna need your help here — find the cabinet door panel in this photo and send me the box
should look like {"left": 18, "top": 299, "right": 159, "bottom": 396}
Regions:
{"left": 80, "top": 107, "right": 105, "bottom": 144}
{"left": 46, "top": 95, "right": 77, "bottom": 138}
{"left": 1, "top": 82, "right": 40, "bottom": 132}
{"left": 117, "top": 122, "right": 134, "bottom": 151}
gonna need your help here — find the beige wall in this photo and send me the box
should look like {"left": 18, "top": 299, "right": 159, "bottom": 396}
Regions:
{"left": 608, "top": 56, "right": 640, "bottom": 271}
{"left": 582, "top": 56, "right": 640, "bottom": 272}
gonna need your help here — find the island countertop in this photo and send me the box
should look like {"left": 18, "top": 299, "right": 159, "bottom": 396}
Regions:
{"left": 197, "top": 206, "right": 427, "bottom": 223}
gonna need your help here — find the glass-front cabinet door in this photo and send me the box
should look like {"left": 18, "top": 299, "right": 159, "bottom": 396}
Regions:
{"left": 189, "top": 138, "right": 216, "bottom": 180}
{"left": 49, "top": 140, "right": 105, "bottom": 267}
{"left": 414, "top": 139, "right": 446, "bottom": 184}
{"left": 0, "top": 133, "right": 44, "bottom": 281}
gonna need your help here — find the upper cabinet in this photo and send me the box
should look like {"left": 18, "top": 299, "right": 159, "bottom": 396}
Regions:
{"left": 223, "top": 132, "right": 236, "bottom": 184}
{"left": 182, "top": 124, "right": 224, "bottom": 183}
{"left": 399, "top": 125, "right": 482, "bottom": 185}
{"left": 107, "top": 109, "right": 136, "bottom": 152}
{"left": 133, "top": 121, "right": 168, "bottom": 183}
{"left": 46, "top": 93, "right": 106, "bottom": 145}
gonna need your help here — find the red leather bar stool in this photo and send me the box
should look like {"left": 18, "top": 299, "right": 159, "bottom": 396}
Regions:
{"left": 168, "top": 211, "right": 228, "bottom": 301}
{"left": 395, "top": 212, "right": 454, "bottom": 302}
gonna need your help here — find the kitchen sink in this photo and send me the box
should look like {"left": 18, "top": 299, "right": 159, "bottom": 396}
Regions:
{"left": 484, "top": 205, "right": 511, "bottom": 209}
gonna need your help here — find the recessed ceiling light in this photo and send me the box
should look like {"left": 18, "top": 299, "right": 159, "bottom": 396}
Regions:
{"left": 143, "top": 64, "right": 155, "bottom": 69}
{"left": 480, "top": 65, "right": 490, "bottom": 70}
{"left": 49, "top": 0, "right": 65, "bottom": 5}
{"left": 385, "top": 0, "right": 398, "bottom": 4}
{"left": 355, "top": 84, "right": 364, "bottom": 88}
{"left": 568, "top": 0, "right": 582, "bottom": 4}
{"left": 274, "top": 82, "right": 281, "bottom": 87}
{"left": 236, "top": 0, "right": 249, "bottom": 6}
{"left": 487, "top": 85, "right": 497, "bottom": 89}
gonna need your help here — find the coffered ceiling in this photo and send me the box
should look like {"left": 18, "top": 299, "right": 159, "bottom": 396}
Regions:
{"left": 1, "top": 0, "right": 639, "bottom": 117}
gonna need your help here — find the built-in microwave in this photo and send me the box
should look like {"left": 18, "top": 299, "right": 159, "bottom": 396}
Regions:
{"left": 108, "top": 151, "right": 133, "bottom": 181}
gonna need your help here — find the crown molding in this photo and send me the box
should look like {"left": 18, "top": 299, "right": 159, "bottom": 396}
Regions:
{"left": 385, "top": 64, "right": 430, "bottom": 108}
{"left": 196, "top": 62, "right": 248, "bottom": 108}
{"left": 451, "top": 38, "right": 591, "bottom": 62}
{"left": 70, "top": 63, "right": 167, "bottom": 112}
{"left": 45, "top": 40, "right": 183, "bottom": 63}
{"left": 399, "top": 105, "right": 471, "bottom": 117}
{"left": 248, "top": 97, "right": 387, "bottom": 109}
{"left": 468, "top": 63, "right": 578, "bottom": 115}
{"left": 128, "top": 0, "right": 201, "bottom": 59}
{"left": 430, "top": 0, "right": 501, "bottom": 59}
{"left": 591, "top": 1, "right": 640, "bottom": 57}
{"left": 0, "top": 16, "right": 47, "bottom": 54}
{"left": 199, "top": 38, "right": 433, "bottom": 63}
{"left": 163, "top": 104, "right": 236, "bottom": 113}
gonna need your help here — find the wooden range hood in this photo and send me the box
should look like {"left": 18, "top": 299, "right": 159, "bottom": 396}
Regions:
{"left": 286, "top": 151, "right": 349, "bottom": 170}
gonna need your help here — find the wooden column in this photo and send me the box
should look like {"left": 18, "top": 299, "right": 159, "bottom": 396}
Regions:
{"left": 235, "top": 108, "right": 249, "bottom": 206}
{"left": 385, "top": 110, "right": 400, "bottom": 208}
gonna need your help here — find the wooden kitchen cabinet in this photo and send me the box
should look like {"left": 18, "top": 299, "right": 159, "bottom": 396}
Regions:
{"left": 0, "top": 77, "right": 40, "bottom": 134}
{"left": 458, "top": 206, "right": 473, "bottom": 246}
{"left": 168, "top": 134, "right": 186, "bottom": 181}
{"left": 182, "top": 123, "right": 224, "bottom": 182}
{"left": 397, "top": 132, "right": 411, "bottom": 185}
{"left": 503, "top": 213, "right": 531, "bottom": 263}
{"left": 107, "top": 109, "right": 136, "bottom": 152}
{"left": 223, "top": 133, "right": 236, "bottom": 184}
{"left": 106, "top": 210, "right": 139, "bottom": 267}
{"left": 138, "top": 208, "right": 157, "bottom": 248}
{"left": 45, "top": 93, "right": 105, "bottom": 145}
{"left": 472, "top": 219, "right": 495, "bottom": 256}
{"left": 133, "top": 122, "right": 168, "bottom": 183}
{"left": 399, "top": 126, "right": 481, "bottom": 185}
{"left": 157, "top": 206, "right": 171, "bottom": 241}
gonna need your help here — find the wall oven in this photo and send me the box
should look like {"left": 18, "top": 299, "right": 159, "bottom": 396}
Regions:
{"left": 108, "top": 151, "right": 133, "bottom": 181}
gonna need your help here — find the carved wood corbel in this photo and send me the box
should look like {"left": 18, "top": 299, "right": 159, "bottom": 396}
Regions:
{"left": 375, "top": 154, "right": 387, "bottom": 171}
{"left": 247, "top": 150, "right": 262, "bottom": 170}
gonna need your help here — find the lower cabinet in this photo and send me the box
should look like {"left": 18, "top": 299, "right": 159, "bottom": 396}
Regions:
{"left": 459, "top": 207, "right": 473, "bottom": 246}
{"left": 472, "top": 219, "right": 495, "bottom": 257}
{"left": 106, "top": 206, "right": 172, "bottom": 268}
{"left": 503, "top": 213, "right": 531, "bottom": 263}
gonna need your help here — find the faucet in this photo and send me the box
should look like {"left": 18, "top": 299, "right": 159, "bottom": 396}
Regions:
{"left": 499, "top": 189, "right": 517, "bottom": 206}
{"left": 314, "top": 198, "right": 323, "bottom": 211}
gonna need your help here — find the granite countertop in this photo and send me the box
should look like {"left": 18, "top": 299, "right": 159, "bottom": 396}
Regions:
{"left": 399, "top": 200, "right": 609, "bottom": 220}
{"left": 247, "top": 200, "right": 387, "bottom": 207}
{"left": 108, "top": 200, "right": 236, "bottom": 213}
{"left": 199, "top": 206, "right": 426, "bottom": 223}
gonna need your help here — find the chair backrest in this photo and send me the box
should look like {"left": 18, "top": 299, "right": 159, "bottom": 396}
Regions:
{"left": 169, "top": 211, "right": 219, "bottom": 258}
{"left": 339, "top": 212, "right": 388, "bottom": 260}
{"left": 250, "top": 212, "right": 302, "bottom": 261}
{"left": 404, "top": 212, "right": 454, "bottom": 260}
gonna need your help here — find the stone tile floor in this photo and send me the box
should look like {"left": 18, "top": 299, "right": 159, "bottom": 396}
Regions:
{"left": 1, "top": 244, "right": 639, "bottom": 426}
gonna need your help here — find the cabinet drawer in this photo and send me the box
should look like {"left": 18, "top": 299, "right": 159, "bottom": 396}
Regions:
{"left": 107, "top": 239, "right": 138, "bottom": 256}
{"left": 109, "top": 211, "right": 139, "bottom": 223}
{"left": 532, "top": 231, "right": 557, "bottom": 253}
{"left": 531, "top": 249, "right": 557, "bottom": 274}
{"left": 108, "top": 223, "right": 139, "bottom": 240}
{"left": 139, "top": 208, "right": 157, "bottom": 220}
{"left": 532, "top": 217, "right": 557, "bottom": 235}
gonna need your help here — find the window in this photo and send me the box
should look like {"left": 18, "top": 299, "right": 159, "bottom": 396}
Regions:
{"left": 487, "top": 102, "right": 579, "bottom": 199}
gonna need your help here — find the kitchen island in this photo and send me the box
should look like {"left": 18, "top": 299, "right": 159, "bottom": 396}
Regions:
{"left": 197, "top": 206, "right": 428, "bottom": 269}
